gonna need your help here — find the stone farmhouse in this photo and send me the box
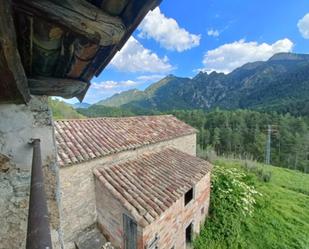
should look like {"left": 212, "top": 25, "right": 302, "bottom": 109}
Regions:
{"left": 55, "top": 115, "right": 212, "bottom": 249}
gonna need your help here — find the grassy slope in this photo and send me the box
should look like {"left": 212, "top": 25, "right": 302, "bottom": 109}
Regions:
{"left": 213, "top": 159, "right": 309, "bottom": 249}
{"left": 49, "top": 99, "right": 85, "bottom": 120}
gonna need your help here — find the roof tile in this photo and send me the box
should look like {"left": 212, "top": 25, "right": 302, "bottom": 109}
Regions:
{"left": 55, "top": 115, "right": 196, "bottom": 167}
{"left": 94, "top": 148, "right": 212, "bottom": 227}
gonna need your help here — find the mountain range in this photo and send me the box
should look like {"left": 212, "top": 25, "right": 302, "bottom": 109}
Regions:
{"left": 71, "top": 102, "right": 91, "bottom": 109}
{"left": 96, "top": 53, "right": 309, "bottom": 115}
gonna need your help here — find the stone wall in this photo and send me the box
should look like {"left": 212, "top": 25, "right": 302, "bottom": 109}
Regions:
{"left": 60, "top": 133, "right": 196, "bottom": 249}
{"left": 142, "top": 172, "right": 211, "bottom": 249}
{"left": 0, "top": 96, "right": 63, "bottom": 249}
{"left": 95, "top": 170, "right": 211, "bottom": 249}
{"left": 95, "top": 180, "right": 143, "bottom": 249}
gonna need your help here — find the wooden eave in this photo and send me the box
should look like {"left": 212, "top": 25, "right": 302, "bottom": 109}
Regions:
{"left": 0, "top": 0, "right": 31, "bottom": 103}
{"left": 0, "top": 0, "right": 162, "bottom": 103}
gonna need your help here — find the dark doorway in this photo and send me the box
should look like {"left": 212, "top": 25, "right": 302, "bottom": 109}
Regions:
{"left": 123, "top": 214, "right": 137, "bottom": 249}
{"left": 185, "top": 223, "right": 193, "bottom": 244}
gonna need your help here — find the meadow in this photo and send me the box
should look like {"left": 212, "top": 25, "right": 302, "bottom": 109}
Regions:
{"left": 194, "top": 158, "right": 309, "bottom": 249}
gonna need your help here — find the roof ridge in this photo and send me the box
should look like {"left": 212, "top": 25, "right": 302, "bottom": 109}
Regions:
{"left": 54, "top": 114, "right": 174, "bottom": 122}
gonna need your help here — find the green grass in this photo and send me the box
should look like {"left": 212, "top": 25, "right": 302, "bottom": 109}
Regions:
{"left": 206, "top": 159, "right": 309, "bottom": 249}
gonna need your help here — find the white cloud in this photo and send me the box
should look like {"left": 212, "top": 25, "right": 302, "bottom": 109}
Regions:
{"left": 110, "top": 36, "right": 173, "bottom": 73}
{"left": 138, "top": 7, "right": 201, "bottom": 52}
{"left": 87, "top": 74, "right": 166, "bottom": 103}
{"left": 207, "top": 29, "right": 220, "bottom": 37}
{"left": 136, "top": 74, "right": 164, "bottom": 82}
{"left": 202, "top": 38, "right": 294, "bottom": 73}
{"left": 92, "top": 80, "right": 140, "bottom": 91}
{"left": 298, "top": 13, "right": 309, "bottom": 39}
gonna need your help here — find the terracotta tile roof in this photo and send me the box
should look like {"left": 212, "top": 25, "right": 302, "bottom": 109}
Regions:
{"left": 93, "top": 148, "right": 212, "bottom": 227}
{"left": 54, "top": 115, "right": 196, "bottom": 167}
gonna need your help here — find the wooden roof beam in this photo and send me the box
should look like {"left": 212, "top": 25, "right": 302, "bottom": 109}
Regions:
{"left": 28, "top": 77, "right": 90, "bottom": 102}
{"left": 0, "top": 0, "right": 31, "bottom": 103}
{"left": 13, "top": 0, "right": 126, "bottom": 46}
{"left": 91, "top": 0, "right": 162, "bottom": 78}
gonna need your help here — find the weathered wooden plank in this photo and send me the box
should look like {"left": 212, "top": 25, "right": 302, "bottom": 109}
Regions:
{"left": 13, "top": 0, "right": 126, "bottom": 46}
{"left": 54, "top": 33, "right": 75, "bottom": 78}
{"left": 101, "top": 0, "right": 129, "bottom": 16}
{"left": 91, "top": 0, "right": 162, "bottom": 78}
{"left": 0, "top": 47, "right": 23, "bottom": 103}
{"left": 66, "top": 38, "right": 99, "bottom": 79}
{"left": 14, "top": 13, "right": 34, "bottom": 76}
{"left": 81, "top": 45, "right": 113, "bottom": 81}
{"left": 28, "top": 77, "right": 90, "bottom": 102}
{"left": 0, "top": 0, "right": 31, "bottom": 103}
{"left": 32, "top": 19, "right": 63, "bottom": 77}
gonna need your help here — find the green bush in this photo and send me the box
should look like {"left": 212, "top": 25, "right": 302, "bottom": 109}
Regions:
{"left": 194, "top": 166, "right": 260, "bottom": 249}
{"left": 241, "top": 160, "right": 272, "bottom": 182}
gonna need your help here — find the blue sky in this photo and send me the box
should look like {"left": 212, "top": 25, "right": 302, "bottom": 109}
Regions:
{"left": 72, "top": 0, "right": 309, "bottom": 104}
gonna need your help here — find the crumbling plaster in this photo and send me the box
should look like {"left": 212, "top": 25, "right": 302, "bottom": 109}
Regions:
{"left": 0, "top": 96, "right": 63, "bottom": 249}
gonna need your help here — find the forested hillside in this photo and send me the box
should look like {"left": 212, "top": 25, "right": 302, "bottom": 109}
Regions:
{"left": 50, "top": 97, "right": 309, "bottom": 173}
{"left": 99, "top": 53, "right": 309, "bottom": 116}
{"left": 170, "top": 109, "right": 309, "bottom": 173}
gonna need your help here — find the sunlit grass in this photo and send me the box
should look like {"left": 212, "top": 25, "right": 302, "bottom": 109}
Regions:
{"left": 195, "top": 159, "right": 309, "bottom": 249}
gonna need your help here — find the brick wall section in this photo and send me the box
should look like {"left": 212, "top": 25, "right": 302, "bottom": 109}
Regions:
{"left": 95, "top": 171, "right": 211, "bottom": 249}
{"left": 60, "top": 134, "right": 196, "bottom": 249}
{"left": 142, "top": 173, "right": 211, "bottom": 249}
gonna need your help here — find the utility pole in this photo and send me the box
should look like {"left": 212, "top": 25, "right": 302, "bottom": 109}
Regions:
{"left": 265, "top": 125, "right": 271, "bottom": 165}
{"left": 264, "top": 124, "right": 279, "bottom": 165}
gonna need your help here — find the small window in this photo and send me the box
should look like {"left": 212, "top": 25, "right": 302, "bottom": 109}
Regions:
{"left": 185, "top": 223, "right": 193, "bottom": 244}
{"left": 184, "top": 188, "right": 194, "bottom": 205}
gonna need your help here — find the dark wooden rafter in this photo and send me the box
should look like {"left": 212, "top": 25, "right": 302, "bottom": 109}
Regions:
{"left": 100, "top": 0, "right": 129, "bottom": 16}
{"left": 82, "top": 0, "right": 162, "bottom": 81}
{"left": 54, "top": 33, "right": 76, "bottom": 78}
{"left": 0, "top": 0, "right": 163, "bottom": 103}
{"left": 0, "top": 0, "right": 31, "bottom": 103}
{"left": 13, "top": 0, "right": 126, "bottom": 46}
{"left": 14, "top": 12, "right": 34, "bottom": 76}
{"left": 87, "top": 0, "right": 129, "bottom": 15}
{"left": 28, "top": 77, "right": 90, "bottom": 102}
{"left": 32, "top": 19, "right": 64, "bottom": 77}
{"left": 66, "top": 38, "right": 99, "bottom": 79}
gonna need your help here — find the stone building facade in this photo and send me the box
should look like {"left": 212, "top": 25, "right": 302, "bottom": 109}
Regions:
{"left": 94, "top": 148, "right": 211, "bottom": 249}
{"left": 55, "top": 115, "right": 212, "bottom": 249}
{"left": 59, "top": 133, "right": 196, "bottom": 249}
{"left": 0, "top": 96, "right": 63, "bottom": 249}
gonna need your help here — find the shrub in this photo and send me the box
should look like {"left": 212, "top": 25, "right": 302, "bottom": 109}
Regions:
{"left": 197, "top": 146, "right": 217, "bottom": 163}
{"left": 194, "top": 166, "right": 261, "bottom": 249}
{"left": 241, "top": 160, "right": 272, "bottom": 182}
